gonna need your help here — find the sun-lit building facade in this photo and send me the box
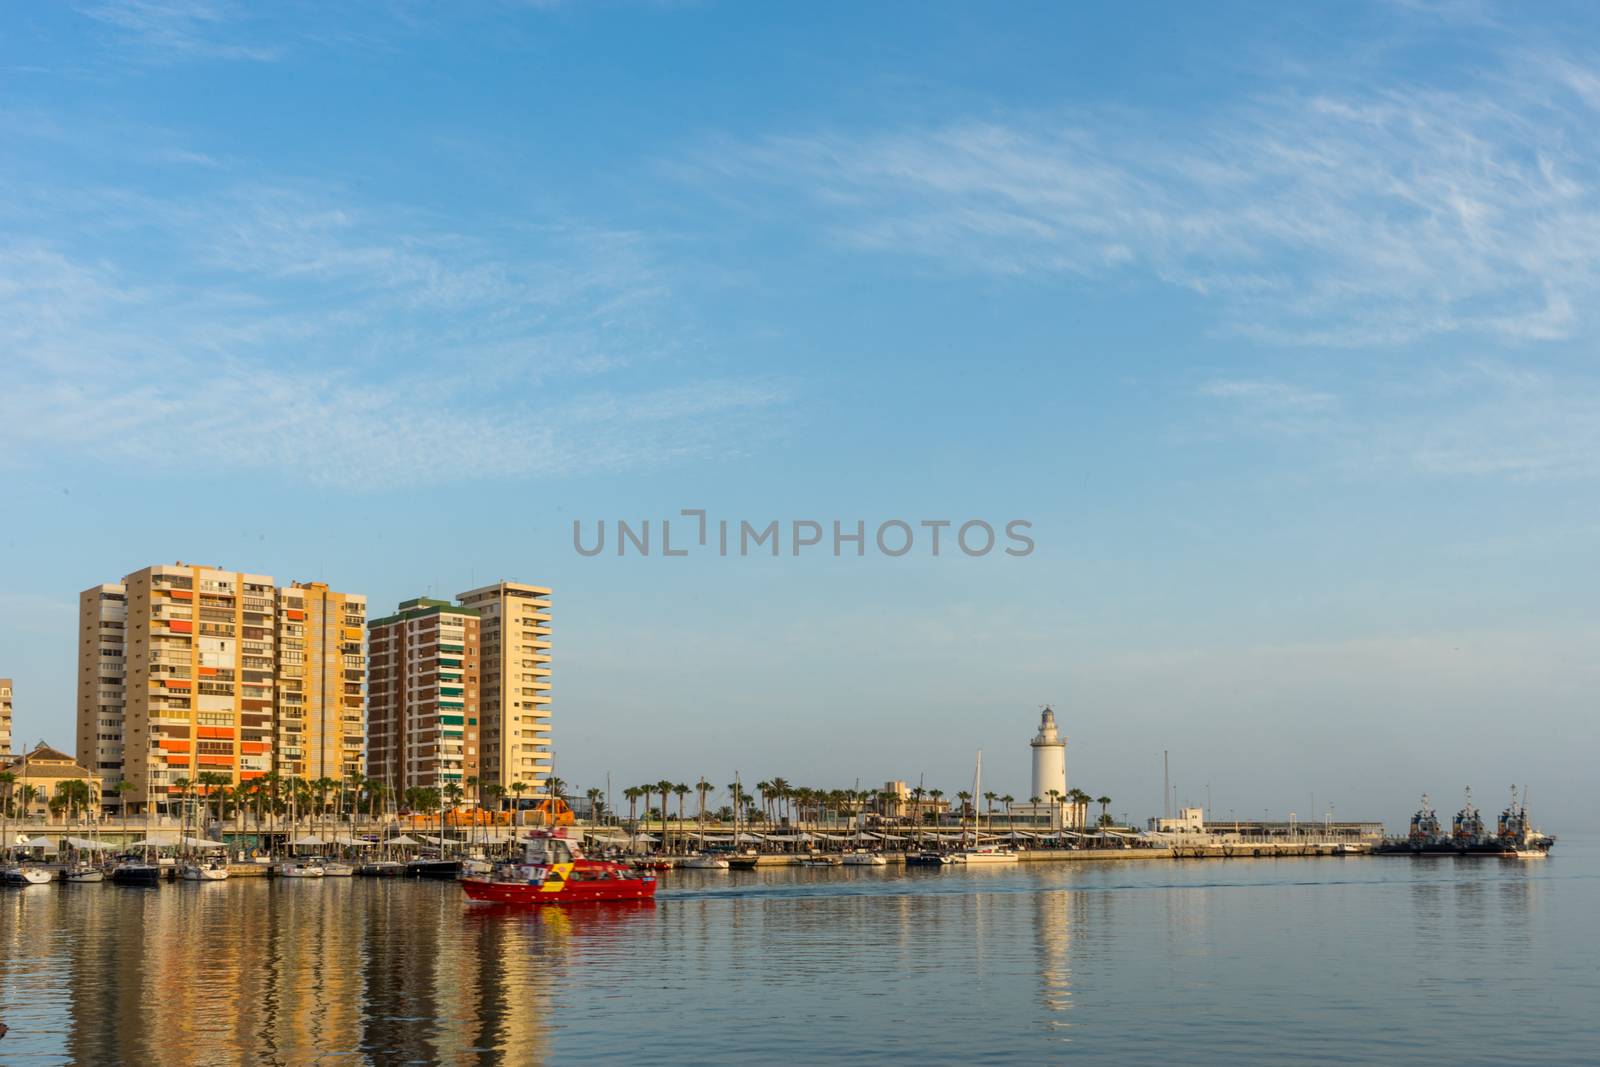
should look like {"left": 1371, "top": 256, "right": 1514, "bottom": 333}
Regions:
{"left": 457, "top": 581, "right": 552, "bottom": 800}
{"left": 76, "top": 563, "right": 365, "bottom": 813}
{"left": 366, "top": 597, "right": 481, "bottom": 794}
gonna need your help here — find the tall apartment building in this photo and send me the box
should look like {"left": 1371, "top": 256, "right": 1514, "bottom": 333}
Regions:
{"left": 0, "top": 677, "right": 13, "bottom": 756}
{"left": 77, "top": 585, "right": 129, "bottom": 789}
{"left": 276, "top": 582, "right": 367, "bottom": 783}
{"left": 457, "top": 582, "right": 552, "bottom": 799}
{"left": 76, "top": 563, "right": 365, "bottom": 814}
{"left": 366, "top": 598, "right": 481, "bottom": 794}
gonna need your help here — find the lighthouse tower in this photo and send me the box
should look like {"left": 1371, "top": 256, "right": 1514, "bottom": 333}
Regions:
{"left": 1030, "top": 706, "right": 1067, "bottom": 804}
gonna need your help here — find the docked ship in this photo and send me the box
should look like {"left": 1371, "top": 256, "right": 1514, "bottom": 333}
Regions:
{"left": 1375, "top": 793, "right": 1469, "bottom": 854}
{"left": 1376, "top": 788, "right": 1554, "bottom": 857}
{"left": 461, "top": 829, "right": 657, "bottom": 905}
{"left": 1466, "top": 786, "right": 1555, "bottom": 857}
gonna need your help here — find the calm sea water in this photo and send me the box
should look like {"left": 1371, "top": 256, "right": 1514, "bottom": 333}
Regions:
{"left": 2, "top": 842, "right": 1597, "bottom": 1065}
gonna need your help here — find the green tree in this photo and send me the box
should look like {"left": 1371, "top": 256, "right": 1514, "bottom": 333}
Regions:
{"left": 0, "top": 771, "right": 14, "bottom": 850}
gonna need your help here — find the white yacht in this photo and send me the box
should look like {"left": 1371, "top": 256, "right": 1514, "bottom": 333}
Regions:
{"left": 840, "top": 850, "right": 887, "bottom": 866}
{"left": 179, "top": 859, "right": 230, "bottom": 881}
{"left": 276, "top": 860, "right": 325, "bottom": 878}
{"left": 2, "top": 865, "right": 53, "bottom": 885}
{"left": 683, "top": 853, "right": 731, "bottom": 869}
{"left": 950, "top": 845, "right": 1018, "bottom": 864}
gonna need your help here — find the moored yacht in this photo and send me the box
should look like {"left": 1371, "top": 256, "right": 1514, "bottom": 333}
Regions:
{"left": 682, "top": 852, "right": 731, "bottom": 869}
{"left": 276, "top": 860, "right": 325, "bottom": 878}
{"left": 179, "top": 858, "right": 230, "bottom": 881}
{"left": 111, "top": 860, "right": 163, "bottom": 886}
{"left": 840, "top": 850, "right": 887, "bottom": 866}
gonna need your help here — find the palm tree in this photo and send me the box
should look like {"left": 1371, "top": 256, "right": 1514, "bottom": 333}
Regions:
{"left": 767, "top": 777, "right": 790, "bottom": 826}
{"left": 1002, "top": 794, "right": 1015, "bottom": 833}
{"left": 623, "top": 786, "right": 641, "bottom": 824}
{"left": 672, "top": 783, "right": 691, "bottom": 845}
{"left": 586, "top": 787, "right": 605, "bottom": 825}
{"left": 654, "top": 780, "right": 674, "bottom": 850}
{"left": 1069, "top": 789, "right": 1092, "bottom": 829}
{"left": 16, "top": 785, "right": 39, "bottom": 823}
{"left": 195, "top": 772, "right": 227, "bottom": 829}
{"left": 983, "top": 790, "right": 998, "bottom": 832}
{"left": 0, "top": 771, "right": 14, "bottom": 855}
{"left": 928, "top": 789, "right": 945, "bottom": 829}
{"left": 1096, "top": 795, "right": 1112, "bottom": 827}
{"left": 510, "top": 780, "right": 528, "bottom": 813}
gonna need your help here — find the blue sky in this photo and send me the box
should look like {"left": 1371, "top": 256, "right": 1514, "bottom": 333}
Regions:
{"left": 3, "top": 1, "right": 1599, "bottom": 825}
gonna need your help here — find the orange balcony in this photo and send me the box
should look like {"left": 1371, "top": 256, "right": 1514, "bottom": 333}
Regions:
{"left": 197, "top": 727, "right": 234, "bottom": 740}
{"left": 157, "top": 739, "right": 191, "bottom": 753}
{"left": 162, "top": 679, "right": 192, "bottom": 689}
{"left": 168, "top": 619, "right": 193, "bottom": 634}
{"left": 197, "top": 754, "right": 233, "bottom": 767}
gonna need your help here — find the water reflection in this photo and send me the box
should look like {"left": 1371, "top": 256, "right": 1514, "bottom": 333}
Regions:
{"left": 0, "top": 852, "right": 1592, "bottom": 1066}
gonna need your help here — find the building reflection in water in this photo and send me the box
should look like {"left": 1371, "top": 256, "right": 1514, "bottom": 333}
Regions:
{"left": 1032, "top": 886, "right": 1102, "bottom": 1035}
{"left": 51, "top": 880, "right": 653, "bottom": 1065}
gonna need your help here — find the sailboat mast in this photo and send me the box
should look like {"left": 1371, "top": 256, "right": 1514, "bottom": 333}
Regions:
{"left": 973, "top": 750, "right": 982, "bottom": 843}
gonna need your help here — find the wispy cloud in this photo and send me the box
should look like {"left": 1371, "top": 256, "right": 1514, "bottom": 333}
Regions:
{"left": 689, "top": 51, "right": 1600, "bottom": 348}
{"left": 1197, "top": 360, "right": 1600, "bottom": 481}
{"left": 76, "top": 0, "right": 280, "bottom": 62}
{"left": 0, "top": 165, "right": 787, "bottom": 488}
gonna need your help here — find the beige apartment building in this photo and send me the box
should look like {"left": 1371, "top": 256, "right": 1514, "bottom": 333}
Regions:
{"left": 77, "top": 585, "right": 129, "bottom": 786}
{"left": 1, "top": 677, "right": 13, "bottom": 756}
{"left": 457, "top": 582, "right": 552, "bottom": 800}
{"left": 366, "top": 597, "right": 481, "bottom": 794}
{"left": 76, "top": 563, "right": 365, "bottom": 814}
{"left": 276, "top": 582, "right": 367, "bottom": 783}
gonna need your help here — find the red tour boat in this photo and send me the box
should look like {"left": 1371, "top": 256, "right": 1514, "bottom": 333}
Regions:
{"left": 462, "top": 829, "right": 657, "bottom": 905}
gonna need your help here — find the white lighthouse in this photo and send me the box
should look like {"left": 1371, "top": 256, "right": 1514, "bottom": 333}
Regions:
{"left": 1030, "top": 706, "right": 1067, "bottom": 806}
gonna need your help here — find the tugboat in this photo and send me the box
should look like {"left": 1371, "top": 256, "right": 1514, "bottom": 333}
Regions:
{"left": 1374, "top": 795, "right": 1456, "bottom": 854}
{"left": 1474, "top": 786, "right": 1556, "bottom": 857}
{"left": 1451, "top": 788, "right": 1488, "bottom": 851}
{"left": 461, "top": 829, "right": 656, "bottom": 905}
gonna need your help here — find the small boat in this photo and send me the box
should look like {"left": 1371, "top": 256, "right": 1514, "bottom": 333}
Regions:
{"left": 726, "top": 852, "right": 761, "bottom": 871}
{"left": 905, "top": 850, "right": 952, "bottom": 867}
{"left": 63, "top": 864, "right": 106, "bottom": 883}
{"left": 111, "top": 862, "right": 163, "bottom": 886}
{"left": 462, "top": 829, "right": 656, "bottom": 906}
{"left": 179, "top": 859, "right": 230, "bottom": 881}
{"left": 632, "top": 856, "right": 675, "bottom": 871}
{"left": 950, "top": 846, "right": 1019, "bottom": 864}
{"left": 276, "top": 860, "right": 325, "bottom": 878}
{"left": 840, "top": 850, "right": 887, "bottom": 866}
{"left": 2, "top": 865, "right": 54, "bottom": 885}
{"left": 358, "top": 860, "right": 406, "bottom": 877}
{"left": 682, "top": 853, "right": 730, "bottom": 869}
{"left": 797, "top": 854, "right": 841, "bottom": 867}
{"left": 405, "top": 858, "right": 462, "bottom": 880}
{"left": 321, "top": 861, "right": 356, "bottom": 877}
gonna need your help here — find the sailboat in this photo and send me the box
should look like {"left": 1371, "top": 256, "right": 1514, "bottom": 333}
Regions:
{"left": 950, "top": 751, "right": 1017, "bottom": 865}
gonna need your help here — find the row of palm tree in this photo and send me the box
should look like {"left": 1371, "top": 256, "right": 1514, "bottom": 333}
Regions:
{"left": 607, "top": 778, "right": 1121, "bottom": 840}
